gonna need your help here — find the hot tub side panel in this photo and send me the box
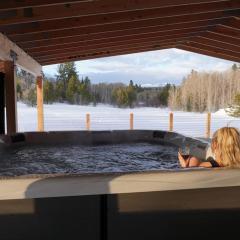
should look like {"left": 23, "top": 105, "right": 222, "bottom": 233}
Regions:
{"left": 107, "top": 186, "right": 240, "bottom": 240}
{"left": 0, "top": 186, "right": 240, "bottom": 240}
{"left": 0, "top": 195, "right": 101, "bottom": 240}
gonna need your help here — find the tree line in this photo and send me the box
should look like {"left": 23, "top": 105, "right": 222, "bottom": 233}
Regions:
{"left": 17, "top": 61, "right": 240, "bottom": 113}
{"left": 168, "top": 64, "right": 240, "bottom": 113}
{"left": 17, "top": 62, "right": 171, "bottom": 108}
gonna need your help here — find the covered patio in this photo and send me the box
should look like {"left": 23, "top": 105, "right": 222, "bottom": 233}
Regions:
{"left": 0, "top": 0, "right": 240, "bottom": 133}
{"left": 0, "top": 0, "right": 239, "bottom": 134}
{"left": 0, "top": 2, "right": 240, "bottom": 240}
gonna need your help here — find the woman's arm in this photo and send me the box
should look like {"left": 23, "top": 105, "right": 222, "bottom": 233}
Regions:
{"left": 178, "top": 152, "right": 190, "bottom": 168}
{"left": 178, "top": 153, "right": 212, "bottom": 168}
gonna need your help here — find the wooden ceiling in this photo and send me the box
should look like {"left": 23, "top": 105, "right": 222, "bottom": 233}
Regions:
{"left": 0, "top": 0, "right": 239, "bottom": 66}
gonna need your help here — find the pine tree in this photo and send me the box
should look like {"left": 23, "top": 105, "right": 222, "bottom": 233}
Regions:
{"left": 56, "top": 62, "right": 78, "bottom": 101}
{"left": 78, "top": 77, "right": 92, "bottom": 104}
{"left": 26, "top": 88, "right": 36, "bottom": 107}
{"left": 44, "top": 80, "right": 55, "bottom": 104}
{"left": 16, "top": 78, "right": 22, "bottom": 101}
{"left": 127, "top": 80, "right": 137, "bottom": 108}
{"left": 66, "top": 75, "right": 79, "bottom": 104}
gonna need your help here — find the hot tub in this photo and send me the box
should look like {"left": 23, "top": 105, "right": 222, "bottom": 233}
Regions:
{"left": 0, "top": 130, "right": 240, "bottom": 240}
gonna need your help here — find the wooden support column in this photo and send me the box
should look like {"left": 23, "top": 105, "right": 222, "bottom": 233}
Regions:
{"left": 0, "top": 61, "right": 4, "bottom": 73}
{"left": 4, "top": 61, "right": 17, "bottom": 134}
{"left": 36, "top": 76, "right": 44, "bottom": 132}
{"left": 86, "top": 113, "right": 90, "bottom": 131}
{"left": 0, "top": 70, "right": 5, "bottom": 134}
{"left": 169, "top": 112, "right": 174, "bottom": 132}
{"left": 130, "top": 113, "right": 134, "bottom": 130}
{"left": 206, "top": 112, "right": 211, "bottom": 138}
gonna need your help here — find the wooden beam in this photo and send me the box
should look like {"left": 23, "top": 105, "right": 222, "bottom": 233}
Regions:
{"left": 36, "top": 76, "right": 44, "bottom": 132}
{"left": 189, "top": 37, "right": 240, "bottom": 53}
{"left": 0, "top": 71, "right": 5, "bottom": 134}
{"left": 32, "top": 35, "right": 193, "bottom": 58}
{"left": 169, "top": 112, "right": 174, "bottom": 132}
{"left": 35, "top": 40, "right": 185, "bottom": 62}
{"left": 206, "top": 112, "right": 211, "bottom": 138}
{"left": 0, "top": 0, "right": 237, "bottom": 25}
{"left": 0, "top": 33, "right": 42, "bottom": 76}
{"left": 0, "top": 0, "right": 91, "bottom": 10}
{"left": 0, "top": 61, "right": 5, "bottom": 73}
{"left": 40, "top": 45, "right": 175, "bottom": 66}
{"left": 25, "top": 28, "right": 209, "bottom": 54}
{"left": 12, "top": 17, "right": 231, "bottom": 45}
{"left": 178, "top": 44, "right": 240, "bottom": 62}
{"left": 35, "top": 42, "right": 177, "bottom": 62}
{"left": 210, "top": 25, "right": 240, "bottom": 38}
{"left": 26, "top": 31, "right": 202, "bottom": 55}
{"left": 1, "top": 1, "right": 240, "bottom": 35}
{"left": 130, "top": 113, "right": 134, "bottom": 130}
{"left": 10, "top": 11, "right": 238, "bottom": 42}
{"left": 220, "top": 16, "right": 240, "bottom": 29}
{"left": 200, "top": 31, "right": 240, "bottom": 46}
{"left": 4, "top": 61, "right": 17, "bottom": 134}
{"left": 86, "top": 113, "right": 90, "bottom": 131}
{"left": 22, "top": 26, "right": 208, "bottom": 51}
{"left": 184, "top": 42, "right": 240, "bottom": 58}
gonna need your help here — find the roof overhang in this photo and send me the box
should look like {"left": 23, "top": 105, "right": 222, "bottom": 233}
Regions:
{"left": 0, "top": 0, "right": 239, "bottom": 66}
{"left": 0, "top": 33, "right": 42, "bottom": 75}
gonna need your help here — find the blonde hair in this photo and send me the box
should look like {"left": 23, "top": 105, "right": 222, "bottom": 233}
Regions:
{"left": 211, "top": 127, "right": 240, "bottom": 167}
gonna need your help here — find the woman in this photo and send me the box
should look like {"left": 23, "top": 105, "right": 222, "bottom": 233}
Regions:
{"left": 178, "top": 127, "right": 240, "bottom": 168}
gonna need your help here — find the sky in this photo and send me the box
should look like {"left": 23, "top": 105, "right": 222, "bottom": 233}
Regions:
{"left": 43, "top": 48, "right": 235, "bottom": 87}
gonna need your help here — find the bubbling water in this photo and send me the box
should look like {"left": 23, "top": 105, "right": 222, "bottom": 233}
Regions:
{"left": 0, "top": 143, "right": 179, "bottom": 177}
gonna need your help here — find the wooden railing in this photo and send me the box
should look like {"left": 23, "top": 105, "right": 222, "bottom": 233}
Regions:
{"left": 84, "top": 112, "right": 212, "bottom": 138}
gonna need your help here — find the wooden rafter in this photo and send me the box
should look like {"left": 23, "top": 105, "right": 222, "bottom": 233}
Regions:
{"left": 40, "top": 45, "right": 175, "bottom": 66}
{"left": 29, "top": 32, "right": 200, "bottom": 56}
{"left": 200, "top": 31, "right": 240, "bottom": 46}
{"left": 1, "top": 1, "right": 239, "bottom": 36}
{"left": 21, "top": 26, "right": 210, "bottom": 50}
{"left": 0, "top": 0, "right": 239, "bottom": 66}
{"left": 10, "top": 15, "right": 237, "bottom": 44}
{"left": 1, "top": 0, "right": 238, "bottom": 25}
{"left": 35, "top": 40, "right": 187, "bottom": 62}
{"left": 30, "top": 35, "right": 196, "bottom": 57}
{"left": 0, "top": 0, "right": 91, "bottom": 11}
{"left": 37, "top": 37, "right": 240, "bottom": 64}
{"left": 178, "top": 45, "right": 240, "bottom": 62}
{"left": 179, "top": 41, "right": 240, "bottom": 58}
{"left": 189, "top": 36, "right": 240, "bottom": 52}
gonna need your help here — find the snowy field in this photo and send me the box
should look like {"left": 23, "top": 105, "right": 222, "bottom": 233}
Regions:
{"left": 18, "top": 102, "right": 240, "bottom": 138}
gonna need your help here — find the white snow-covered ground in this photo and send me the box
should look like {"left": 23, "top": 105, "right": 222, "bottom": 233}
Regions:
{"left": 17, "top": 102, "right": 240, "bottom": 137}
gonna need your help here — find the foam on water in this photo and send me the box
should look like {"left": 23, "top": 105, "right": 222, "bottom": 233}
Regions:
{"left": 0, "top": 143, "right": 179, "bottom": 176}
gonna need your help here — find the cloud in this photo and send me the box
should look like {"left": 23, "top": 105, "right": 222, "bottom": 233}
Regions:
{"left": 43, "top": 48, "right": 235, "bottom": 86}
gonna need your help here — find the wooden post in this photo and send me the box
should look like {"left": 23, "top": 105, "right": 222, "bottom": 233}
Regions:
{"left": 4, "top": 61, "right": 17, "bottom": 134}
{"left": 86, "top": 113, "right": 90, "bottom": 131}
{"left": 0, "top": 61, "right": 5, "bottom": 73}
{"left": 206, "top": 112, "right": 211, "bottom": 138}
{"left": 169, "top": 112, "right": 173, "bottom": 132}
{"left": 0, "top": 72, "right": 5, "bottom": 134}
{"left": 130, "top": 113, "right": 134, "bottom": 130}
{"left": 36, "top": 76, "right": 44, "bottom": 132}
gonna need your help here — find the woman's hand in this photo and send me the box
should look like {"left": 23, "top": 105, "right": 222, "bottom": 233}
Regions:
{"left": 178, "top": 152, "right": 190, "bottom": 168}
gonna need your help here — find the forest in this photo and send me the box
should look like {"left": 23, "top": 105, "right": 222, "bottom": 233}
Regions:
{"left": 16, "top": 62, "right": 171, "bottom": 108}
{"left": 168, "top": 64, "right": 240, "bottom": 113}
{"left": 16, "top": 62, "right": 240, "bottom": 114}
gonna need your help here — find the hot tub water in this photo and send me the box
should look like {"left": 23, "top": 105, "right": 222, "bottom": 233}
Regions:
{"left": 0, "top": 143, "right": 179, "bottom": 176}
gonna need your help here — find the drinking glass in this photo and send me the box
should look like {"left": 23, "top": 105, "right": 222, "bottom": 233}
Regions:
{"left": 179, "top": 146, "right": 190, "bottom": 160}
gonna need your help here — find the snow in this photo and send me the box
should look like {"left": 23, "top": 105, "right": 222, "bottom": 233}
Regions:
{"left": 17, "top": 102, "right": 240, "bottom": 137}
{"left": 214, "top": 108, "right": 228, "bottom": 116}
